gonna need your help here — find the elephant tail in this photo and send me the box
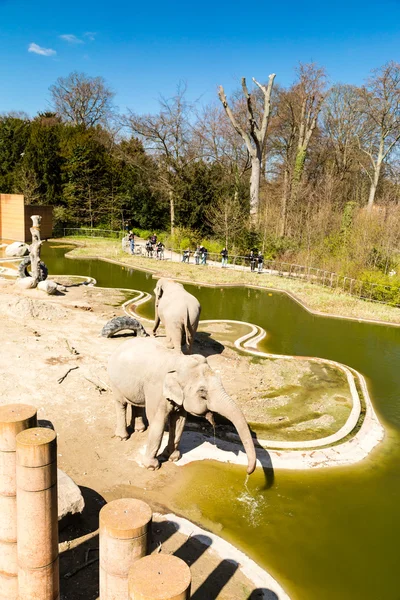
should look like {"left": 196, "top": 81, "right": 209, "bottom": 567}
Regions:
{"left": 184, "top": 309, "right": 194, "bottom": 348}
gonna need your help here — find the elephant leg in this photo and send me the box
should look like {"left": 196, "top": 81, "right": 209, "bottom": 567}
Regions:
{"left": 132, "top": 406, "right": 146, "bottom": 433}
{"left": 171, "top": 328, "right": 183, "bottom": 353}
{"left": 165, "top": 330, "right": 174, "bottom": 349}
{"left": 142, "top": 404, "right": 169, "bottom": 470}
{"left": 163, "top": 410, "right": 186, "bottom": 462}
{"left": 113, "top": 387, "right": 129, "bottom": 440}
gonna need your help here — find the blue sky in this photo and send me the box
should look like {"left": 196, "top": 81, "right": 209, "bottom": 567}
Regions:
{"left": 1, "top": 0, "right": 399, "bottom": 117}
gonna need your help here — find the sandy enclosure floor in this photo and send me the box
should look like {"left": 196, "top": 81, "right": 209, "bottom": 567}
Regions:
{"left": 0, "top": 278, "right": 289, "bottom": 599}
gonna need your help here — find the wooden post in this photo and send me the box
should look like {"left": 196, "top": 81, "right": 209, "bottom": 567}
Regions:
{"left": 100, "top": 498, "right": 152, "bottom": 600}
{"left": 0, "top": 404, "right": 37, "bottom": 600}
{"left": 16, "top": 427, "right": 59, "bottom": 600}
{"left": 128, "top": 555, "right": 191, "bottom": 600}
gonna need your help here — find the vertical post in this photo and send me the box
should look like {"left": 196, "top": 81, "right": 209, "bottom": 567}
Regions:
{"left": 16, "top": 428, "right": 59, "bottom": 600}
{"left": 128, "top": 554, "right": 191, "bottom": 600}
{"left": 0, "top": 405, "right": 37, "bottom": 600}
{"left": 100, "top": 498, "right": 152, "bottom": 600}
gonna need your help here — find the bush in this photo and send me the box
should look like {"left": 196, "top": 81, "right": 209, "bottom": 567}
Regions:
{"left": 359, "top": 270, "right": 400, "bottom": 306}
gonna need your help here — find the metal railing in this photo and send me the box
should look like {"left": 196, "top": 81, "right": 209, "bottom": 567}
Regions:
{"left": 61, "top": 230, "right": 400, "bottom": 308}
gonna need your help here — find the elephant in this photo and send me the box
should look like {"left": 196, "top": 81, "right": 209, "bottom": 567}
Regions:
{"left": 107, "top": 337, "right": 257, "bottom": 474}
{"left": 153, "top": 278, "right": 201, "bottom": 354}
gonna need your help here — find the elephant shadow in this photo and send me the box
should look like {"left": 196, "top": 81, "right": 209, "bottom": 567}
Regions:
{"left": 178, "top": 421, "right": 275, "bottom": 490}
{"left": 192, "top": 331, "right": 225, "bottom": 358}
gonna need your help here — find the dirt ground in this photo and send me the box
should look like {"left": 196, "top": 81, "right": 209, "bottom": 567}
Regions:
{"left": 0, "top": 276, "right": 351, "bottom": 599}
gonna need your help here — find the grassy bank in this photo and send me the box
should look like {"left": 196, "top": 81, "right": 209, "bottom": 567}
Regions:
{"left": 56, "top": 237, "right": 400, "bottom": 325}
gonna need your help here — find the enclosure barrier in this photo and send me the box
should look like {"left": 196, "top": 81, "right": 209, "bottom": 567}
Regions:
{"left": 16, "top": 427, "right": 59, "bottom": 600}
{"left": 100, "top": 498, "right": 153, "bottom": 599}
{"left": 128, "top": 554, "right": 191, "bottom": 600}
{"left": 61, "top": 229, "right": 400, "bottom": 307}
{"left": 0, "top": 404, "right": 37, "bottom": 600}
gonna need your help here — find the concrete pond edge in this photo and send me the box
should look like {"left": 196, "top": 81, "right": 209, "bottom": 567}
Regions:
{"left": 121, "top": 290, "right": 385, "bottom": 470}
{"left": 154, "top": 512, "right": 291, "bottom": 600}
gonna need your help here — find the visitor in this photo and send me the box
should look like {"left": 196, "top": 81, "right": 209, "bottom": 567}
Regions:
{"left": 150, "top": 233, "right": 157, "bottom": 247}
{"left": 182, "top": 248, "right": 190, "bottom": 263}
{"left": 221, "top": 247, "right": 228, "bottom": 268}
{"left": 194, "top": 246, "right": 201, "bottom": 265}
{"left": 156, "top": 241, "right": 164, "bottom": 260}
{"left": 257, "top": 251, "right": 264, "bottom": 273}
{"left": 145, "top": 240, "right": 153, "bottom": 257}
{"left": 128, "top": 231, "right": 135, "bottom": 255}
{"left": 200, "top": 246, "right": 207, "bottom": 265}
{"left": 249, "top": 250, "right": 256, "bottom": 272}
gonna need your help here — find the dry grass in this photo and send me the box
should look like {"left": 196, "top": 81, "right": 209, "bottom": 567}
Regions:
{"left": 58, "top": 237, "right": 400, "bottom": 325}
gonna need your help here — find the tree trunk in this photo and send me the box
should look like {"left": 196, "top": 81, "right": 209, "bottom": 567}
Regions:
{"left": 279, "top": 168, "right": 290, "bottom": 237}
{"left": 250, "top": 156, "right": 261, "bottom": 224}
{"left": 169, "top": 189, "right": 175, "bottom": 236}
{"left": 367, "top": 153, "right": 383, "bottom": 211}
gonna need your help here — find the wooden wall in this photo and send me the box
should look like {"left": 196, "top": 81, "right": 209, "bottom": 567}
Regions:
{"left": 0, "top": 194, "right": 25, "bottom": 241}
{"left": 24, "top": 205, "right": 53, "bottom": 242}
{"left": 0, "top": 195, "right": 53, "bottom": 241}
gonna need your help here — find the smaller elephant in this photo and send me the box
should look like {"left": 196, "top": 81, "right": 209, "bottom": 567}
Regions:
{"left": 108, "top": 337, "right": 257, "bottom": 474}
{"left": 153, "top": 278, "right": 201, "bottom": 354}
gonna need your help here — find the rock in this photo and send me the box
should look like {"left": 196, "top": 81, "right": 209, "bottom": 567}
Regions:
{"left": 37, "top": 280, "right": 58, "bottom": 295}
{"left": 58, "top": 469, "right": 85, "bottom": 523}
{"left": 5, "top": 242, "right": 29, "bottom": 257}
{"left": 15, "top": 276, "right": 36, "bottom": 289}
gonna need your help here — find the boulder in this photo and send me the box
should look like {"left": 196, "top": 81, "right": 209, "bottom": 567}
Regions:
{"left": 37, "top": 280, "right": 58, "bottom": 295}
{"left": 5, "top": 242, "right": 29, "bottom": 257}
{"left": 15, "top": 276, "right": 36, "bottom": 289}
{"left": 58, "top": 469, "right": 85, "bottom": 523}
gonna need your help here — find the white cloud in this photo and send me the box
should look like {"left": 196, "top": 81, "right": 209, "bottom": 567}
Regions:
{"left": 59, "top": 34, "right": 83, "bottom": 44}
{"left": 28, "top": 43, "right": 56, "bottom": 56}
{"left": 84, "top": 31, "right": 96, "bottom": 41}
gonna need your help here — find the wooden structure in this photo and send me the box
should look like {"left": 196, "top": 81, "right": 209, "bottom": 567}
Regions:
{"left": 0, "top": 195, "right": 53, "bottom": 242}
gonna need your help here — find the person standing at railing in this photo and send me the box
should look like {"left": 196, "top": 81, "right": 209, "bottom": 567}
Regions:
{"left": 182, "top": 248, "right": 190, "bottom": 263}
{"left": 249, "top": 250, "right": 256, "bottom": 272}
{"left": 156, "top": 241, "right": 164, "bottom": 260}
{"left": 194, "top": 246, "right": 201, "bottom": 265}
{"left": 221, "top": 247, "right": 228, "bottom": 268}
{"left": 128, "top": 231, "right": 135, "bottom": 255}
{"left": 200, "top": 246, "right": 208, "bottom": 265}
{"left": 257, "top": 251, "right": 264, "bottom": 273}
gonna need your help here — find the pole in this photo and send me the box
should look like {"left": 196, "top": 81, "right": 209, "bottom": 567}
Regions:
{"left": 0, "top": 405, "right": 37, "bottom": 600}
{"left": 100, "top": 498, "right": 152, "bottom": 599}
{"left": 16, "top": 427, "right": 59, "bottom": 600}
{"left": 128, "top": 554, "right": 191, "bottom": 600}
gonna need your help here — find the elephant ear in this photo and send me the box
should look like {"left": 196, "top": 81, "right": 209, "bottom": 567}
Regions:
{"left": 163, "top": 371, "right": 184, "bottom": 406}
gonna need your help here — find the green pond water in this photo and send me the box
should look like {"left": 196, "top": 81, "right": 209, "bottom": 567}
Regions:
{"left": 43, "top": 244, "right": 400, "bottom": 599}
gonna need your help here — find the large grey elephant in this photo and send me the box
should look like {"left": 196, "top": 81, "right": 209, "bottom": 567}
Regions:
{"left": 153, "top": 278, "right": 201, "bottom": 354}
{"left": 107, "top": 337, "right": 257, "bottom": 474}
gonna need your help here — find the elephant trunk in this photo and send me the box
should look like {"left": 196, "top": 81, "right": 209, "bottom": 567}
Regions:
{"left": 208, "top": 389, "right": 257, "bottom": 475}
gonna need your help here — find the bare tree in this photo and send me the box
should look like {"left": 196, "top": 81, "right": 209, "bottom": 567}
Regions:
{"left": 218, "top": 74, "right": 275, "bottom": 222}
{"left": 50, "top": 72, "right": 115, "bottom": 128}
{"left": 206, "top": 194, "right": 246, "bottom": 247}
{"left": 125, "top": 85, "right": 197, "bottom": 234}
{"left": 272, "top": 64, "right": 326, "bottom": 236}
{"left": 358, "top": 61, "right": 400, "bottom": 210}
